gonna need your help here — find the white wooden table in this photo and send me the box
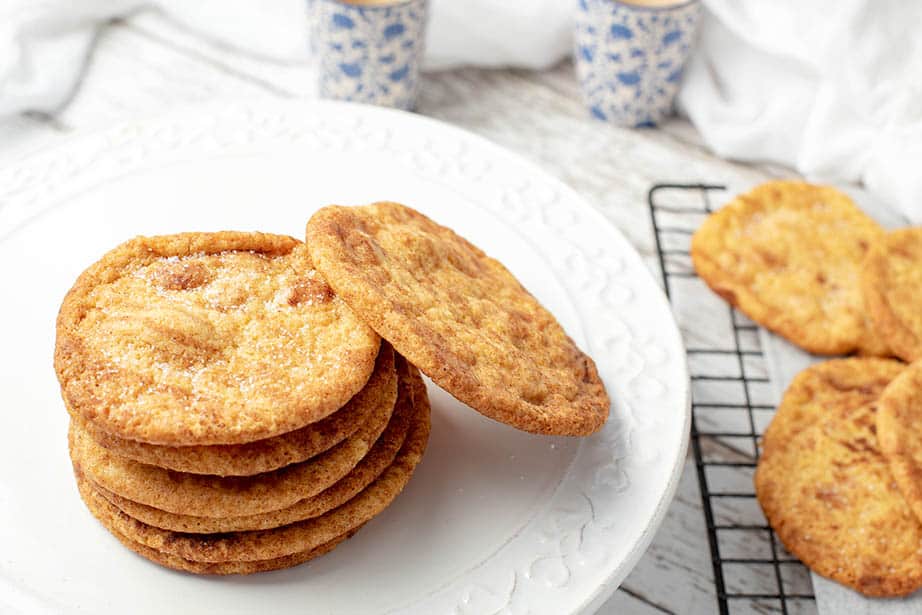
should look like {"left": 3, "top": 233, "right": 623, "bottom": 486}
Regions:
{"left": 0, "top": 11, "right": 801, "bottom": 614}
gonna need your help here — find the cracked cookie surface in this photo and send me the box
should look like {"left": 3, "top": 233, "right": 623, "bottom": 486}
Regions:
{"left": 76, "top": 344, "right": 396, "bottom": 476}
{"left": 755, "top": 358, "right": 922, "bottom": 597}
{"left": 692, "top": 181, "right": 885, "bottom": 355}
{"left": 307, "top": 202, "right": 609, "bottom": 436}
{"left": 55, "top": 232, "right": 380, "bottom": 446}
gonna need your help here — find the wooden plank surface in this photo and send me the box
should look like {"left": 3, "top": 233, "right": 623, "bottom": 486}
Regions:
{"left": 0, "top": 12, "right": 807, "bottom": 614}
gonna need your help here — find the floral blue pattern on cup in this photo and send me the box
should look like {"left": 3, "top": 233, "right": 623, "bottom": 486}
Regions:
{"left": 309, "top": 0, "right": 428, "bottom": 110}
{"left": 575, "top": 0, "right": 702, "bottom": 127}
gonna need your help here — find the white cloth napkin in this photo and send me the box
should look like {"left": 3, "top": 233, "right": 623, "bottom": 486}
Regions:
{"left": 0, "top": 0, "right": 141, "bottom": 116}
{"left": 679, "top": 0, "right": 922, "bottom": 223}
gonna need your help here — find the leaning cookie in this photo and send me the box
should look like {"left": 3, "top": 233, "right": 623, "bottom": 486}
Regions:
{"left": 862, "top": 227, "right": 922, "bottom": 362}
{"left": 307, "top": 201, "right": 609, "bottom": 437}
{"left": 691, "top": 181, "right": 886, "bottom": 355}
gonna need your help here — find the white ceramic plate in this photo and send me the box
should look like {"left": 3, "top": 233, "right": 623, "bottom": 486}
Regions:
{"left": 0, "top": 101, "right": 688, "bottom": 615}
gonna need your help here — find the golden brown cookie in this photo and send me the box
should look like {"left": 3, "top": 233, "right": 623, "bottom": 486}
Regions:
{"left": 93, "top": 357, "right": 416, "bottom": 532}
{"left": 69, "top": 374, "right": 395, "bottom": 517}
{"left": 81, "top": 480, "right": 357, "bottom": 575}
{"left": 306, "top": 202, "right": 609, "bottom": 436}
{"left": 878, "top": 361, "right": 922, "bottom": 525}
{"left": 55, "top": 232, "right": 381, "bottom": 446}
{"left": 862, "top": 227, "right": 922, "bottom": 362}
{"left": 77, "top": 344, "right": 397, "bottom": 476}
{"left": 76, "top": 371, "right": 430, "bottom": 563}
{"left": 761, "top": 357, "right": 904, "bottom": 452}
{"left": 755, "top": 361, "right": 922, "bottom": 597}
{"left": 691, "top": 181, "right": 885, "bottom": 355}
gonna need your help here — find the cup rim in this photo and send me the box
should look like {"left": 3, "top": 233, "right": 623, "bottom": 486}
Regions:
{"left": 599, "top": 0, "right": 699, "bottom": 12}
{"left": 325, "top": 0, "right": 421, "bottom": 10}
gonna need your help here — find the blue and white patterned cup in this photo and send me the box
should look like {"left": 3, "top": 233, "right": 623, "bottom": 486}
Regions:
{"left": 575, "top": 0, "right": 702, "bottom": 127}
{"left": 308, "top": 0, "right": 428, "bottom": 110}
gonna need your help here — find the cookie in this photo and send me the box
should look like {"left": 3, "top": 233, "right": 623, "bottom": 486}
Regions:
{"left": 762, "top": 357, "right": 904, "bottom": 452}
{"left": 691, "top": 181, "right": 885, "bottom": 355}
{"left": 92, "top": 356, "right": 415, "bottom": 533}
{"left": 55, "top": 232, "right": 381, "bottom": 446}
{"left": 306, "top": 202, "right": 609, "bottom": 436}
{"left": 755, "top": 361, "right": 922, "bottom": 597}
{"left": 69, "top": 372, "right": 395, "bottom": 517}
{"left": 878, "top": 361, "right": 922, "bottom": 525}
{"left": 77, "top": 344, "right": 396, "bottom": 476}
{"left": 76, "top": 370, "right": 430, "bottom": 563}
{"left": 862, "top": 227, "right": 922, "bottom": 362}
{"left": 81, "top": 480, "right": 357, "bottom": 575}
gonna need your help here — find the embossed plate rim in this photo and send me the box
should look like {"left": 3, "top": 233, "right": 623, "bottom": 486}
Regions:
{"left": 0, "top": 100, "right": 689, "bottom": 615}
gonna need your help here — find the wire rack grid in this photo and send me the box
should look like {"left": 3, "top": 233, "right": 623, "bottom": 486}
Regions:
{"left": 647, "top": 184, "right": 818, "bottom": 615}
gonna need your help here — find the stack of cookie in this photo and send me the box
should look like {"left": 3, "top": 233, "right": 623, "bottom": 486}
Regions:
{"left": 55, "top": 203, "right": 610, "bottom": 575}
{"left": 56, "top": 233, "right": 431, "bottom": 574}
{"left": 691, "top": 181, "right": 922, "bottom": 596}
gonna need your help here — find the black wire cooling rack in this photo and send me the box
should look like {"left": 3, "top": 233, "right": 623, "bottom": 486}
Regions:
{"left": 647, "top": 184, "right": 817, "bottom": 615}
